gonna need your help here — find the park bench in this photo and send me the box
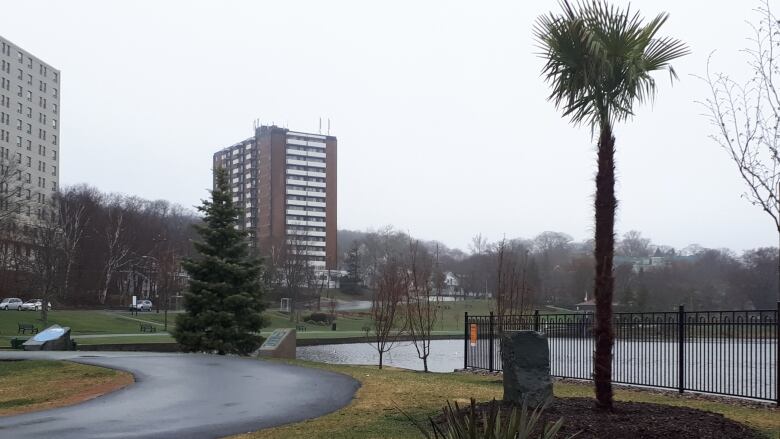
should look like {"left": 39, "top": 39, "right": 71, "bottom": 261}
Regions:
{"left": 17, "top": 323, "right": 38, "bottom": 334}
{"left": 140, "top": 323, "right": 157, "bottom": 333}
{"left": 296, "top": 324, "right": 307, "bottom": 332}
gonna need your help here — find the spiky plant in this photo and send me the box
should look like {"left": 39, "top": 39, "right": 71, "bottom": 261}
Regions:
{"left": 402, "top": 397, "right": 575, "bottom": 439}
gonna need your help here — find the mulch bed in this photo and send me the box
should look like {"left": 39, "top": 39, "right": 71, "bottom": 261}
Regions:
{"left": 432, "top": 397, "right": 765, "bottom": 439}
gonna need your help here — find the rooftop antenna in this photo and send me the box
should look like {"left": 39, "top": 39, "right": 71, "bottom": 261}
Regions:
{"left": 327, "top": 118, "right": 331, "bottom": 135}
{"left": 319, "top": 117, "right": 322, "bottom": 134}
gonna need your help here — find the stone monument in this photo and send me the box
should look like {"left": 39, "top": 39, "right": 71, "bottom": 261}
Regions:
{"left": 23, "top": 324, "right": 73, "bottom": 351}
{"left": 255, "top": 328, "right": 296, "bottom": 359}
{"left": 501, "top": 330, "right": 553, "bottom": 406}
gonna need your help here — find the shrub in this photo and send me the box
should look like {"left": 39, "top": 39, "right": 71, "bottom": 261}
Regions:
{"left": 305, "top": 312, "right": 329, "bottom": 323}
{"left": 402, "top": 397, "right": 574, "bottom": 439}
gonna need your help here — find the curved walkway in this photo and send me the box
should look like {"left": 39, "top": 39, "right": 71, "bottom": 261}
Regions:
{"left": 0, "top": 351, "right": 359, "bottom": 439}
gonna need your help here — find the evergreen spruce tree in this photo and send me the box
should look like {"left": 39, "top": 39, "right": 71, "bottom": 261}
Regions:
{"left": 174, "top": 168, "right": 266, "bottom": 355}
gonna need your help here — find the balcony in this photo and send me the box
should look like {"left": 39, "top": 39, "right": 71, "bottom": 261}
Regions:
{"left": 287, "top": 138, "right": 326, "bottom": 149}
{"left": 286, "top": 169, "right": 307, "bottom": 177}
{"left": 286, "top": 148, "right": 308, "bottom": 156}
{"left": 286, "top": 228, "right": 326, "bottom": 237}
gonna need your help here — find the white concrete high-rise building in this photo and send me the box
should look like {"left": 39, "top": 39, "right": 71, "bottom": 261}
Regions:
{"left": 0, "top": 36, "right": 60, "bottom": 220}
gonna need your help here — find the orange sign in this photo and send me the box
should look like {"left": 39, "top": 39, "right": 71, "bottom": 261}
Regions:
{"left": 469, "top": 324, "right": 478, "bottom": 347}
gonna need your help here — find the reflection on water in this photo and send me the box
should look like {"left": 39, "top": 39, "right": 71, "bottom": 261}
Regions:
{"left": 297, "top": 340, "right": 464, "bottom": 372}
{"left": 298, "top": 339, "right": 777, "bottom": 400}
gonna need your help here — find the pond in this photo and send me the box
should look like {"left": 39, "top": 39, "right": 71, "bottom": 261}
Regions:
{"left": 297, "top": 338, "right": 778, "bottom": 401}
{"left": 298, "top": 340, "right": 464, "bottom": 372}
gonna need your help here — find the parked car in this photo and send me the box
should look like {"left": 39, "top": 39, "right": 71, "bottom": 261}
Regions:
{"left": 131, "top": 300, "right": 153, "bottom": 311}
{"left": 19, "top": 299, "right": 52, "bottom": 311}
{"left": 0, "top": 298, "right": 23, "bottom": 310}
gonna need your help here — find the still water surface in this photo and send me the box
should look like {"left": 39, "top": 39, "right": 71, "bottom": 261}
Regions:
{"left": 297, "top": 339, "right": 777, "bottom": 400}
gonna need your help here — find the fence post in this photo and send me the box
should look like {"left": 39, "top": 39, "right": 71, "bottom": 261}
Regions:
{"left": 678, "top": 304, "right": 685, "bottom": 394}
{"left": 534, "top": 309, "right": 540, "bottom": 332}
{"left": 776, "top": 302, "right": 779, "bottom": 406}
{"left": 488, "top": 311, "right": 495, "bottom": 372}
{"left": 464, "top": 312, "right": 469, "bottom": 370}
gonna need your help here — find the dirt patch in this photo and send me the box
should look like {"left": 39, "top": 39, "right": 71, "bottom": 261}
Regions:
{"left": 0, "top": 361, "right": 134, "bottom": 417}
{"left": 432, "top": 397, "right": 766, "bottom": 439}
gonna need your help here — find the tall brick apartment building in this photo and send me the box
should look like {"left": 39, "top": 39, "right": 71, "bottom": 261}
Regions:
{"left": 213, "top": 125, "right": 337, "bottom": 270}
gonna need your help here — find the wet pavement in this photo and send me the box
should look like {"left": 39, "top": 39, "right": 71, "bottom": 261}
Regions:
{"left": 0, "top": 351, "right": 359, "bottom": 439}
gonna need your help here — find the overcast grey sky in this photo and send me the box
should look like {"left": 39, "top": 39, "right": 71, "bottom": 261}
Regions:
{"left": 0, "top": 0, "right": 772, "bottom": 252}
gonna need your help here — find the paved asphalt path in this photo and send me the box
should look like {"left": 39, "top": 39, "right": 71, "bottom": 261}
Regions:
{"left": 0, "top": 351, "right": 359, "bottom": 439}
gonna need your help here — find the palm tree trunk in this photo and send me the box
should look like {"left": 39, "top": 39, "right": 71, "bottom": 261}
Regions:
{"left": 593, "top": 123, "right": 616, "bottom": 410}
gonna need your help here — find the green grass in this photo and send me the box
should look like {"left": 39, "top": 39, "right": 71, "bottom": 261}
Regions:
{"left": 232, "top": 360, "right": 779, "bottom": 439}
{"left": 73, "top": 334, "right": 176, "bottom": 345}
{"left": 0, "top": 310, "right": 147, "bottom": 335}
{"left": 0, "top": 300, "right": 494, "bottom": 347}
{"left": 0, "top": 359, "right": 132, "bottom": 415}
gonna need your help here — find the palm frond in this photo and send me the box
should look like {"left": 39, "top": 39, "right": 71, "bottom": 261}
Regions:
{"left": 534, "top": 0, "right": 690, "bottom": 129}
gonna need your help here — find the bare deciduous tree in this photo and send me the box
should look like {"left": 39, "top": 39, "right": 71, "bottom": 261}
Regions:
{"left": 24, "top": 201, "right": 66, "bottom": 325}
{"left": 56, "top": 191, "right": 87, "bottom": 299}
{"left": 469, "top": 233, "right": 489, "bottom": 255}
{"left": 366, "top": 257, "right": 406, "bottom": 369}
{"left": 700, "top": 0, "right": 780, "bottom": 301}
{"left": 404, "top": 240, "right": 441, "bottom": 372}
{"left": 495, "top": 238, "right": 533, "bottom": 321}
{"left": 99, "top": 208, "right": 131, "bottom": 304}
{"left": 277, "top": 236, "right": 314, "bottom": 321}
{"left": 618, "top": 230, "right": 651, "bottom": 258}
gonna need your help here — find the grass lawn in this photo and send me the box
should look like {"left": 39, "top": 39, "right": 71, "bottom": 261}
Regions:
{"left": 0, "top": 360, "right": 133, "bottom": 416}
{"left": 233, "top": 360, "right": 779, "bottom": 439}
{"left": 0, "top": 300, "right": 492, "bottom": 348}
{"left": 73, "top": 334, "right": 176, "bottom": 345}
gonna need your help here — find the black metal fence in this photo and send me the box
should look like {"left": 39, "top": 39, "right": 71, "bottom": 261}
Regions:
{"left": 464, "top": 304, "right": 779, "bottom": 403}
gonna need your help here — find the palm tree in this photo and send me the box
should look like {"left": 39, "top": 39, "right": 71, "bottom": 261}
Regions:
{"left": 534, "top": 1, "right": 688, "bottom": 409}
